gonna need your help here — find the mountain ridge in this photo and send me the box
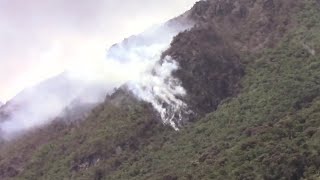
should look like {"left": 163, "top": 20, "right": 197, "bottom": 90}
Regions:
{"left": 1, "top": 0, "right": 320, "bottom": 179}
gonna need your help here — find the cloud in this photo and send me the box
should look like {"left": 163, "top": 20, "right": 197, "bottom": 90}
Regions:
{"left": 0, "top": 0, "right": 198, "bottom": 102}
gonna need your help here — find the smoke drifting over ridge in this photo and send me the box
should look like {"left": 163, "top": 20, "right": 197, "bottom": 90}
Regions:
{"left": 0, "top": 0, "right": 198, "bottom": 102}
{"left": 0, "top": 21, "right": 193, "bottom": 140}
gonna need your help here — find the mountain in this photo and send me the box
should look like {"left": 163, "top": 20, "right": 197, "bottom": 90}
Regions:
{"left": 0, "top": 72, "right": 110, "bottom": 139}
{"left": 2, "top": 0, "right": 320, "bottom": 179}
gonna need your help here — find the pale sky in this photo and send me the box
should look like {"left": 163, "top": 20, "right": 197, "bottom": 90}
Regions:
{"left": 0, "top": 0, "right": 197, "bottom": 102}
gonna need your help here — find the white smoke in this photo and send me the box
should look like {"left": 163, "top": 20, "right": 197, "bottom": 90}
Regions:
{"left": 71, "top": 24, "right": 193, "bottom": 129}
{"left": 128, "top": 57, "right": 190, "bottom": 130}
{"left": 0, "top": 23, "right": 192, "bottom": 140}
{"left": 0, "top": 74, "right": 110, "bottom": 139}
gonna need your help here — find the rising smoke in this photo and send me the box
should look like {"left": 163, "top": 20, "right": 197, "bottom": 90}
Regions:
{"left": 0, "top": 22, "right": 193, "bottom": 140}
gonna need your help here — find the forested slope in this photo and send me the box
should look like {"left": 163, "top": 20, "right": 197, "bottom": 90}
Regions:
{"left": 1, "top": 0, "right": 320, "bottom": 179}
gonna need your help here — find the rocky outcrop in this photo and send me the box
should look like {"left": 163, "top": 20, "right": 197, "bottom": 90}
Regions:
{"left": 163, "top": 25, "right": 244, "bottom": 116}
{"left": 159, "top": 0, "right": 303, "bottom": 118}
{"left": 188, "top": 0, "right": 301, "bottom": 52}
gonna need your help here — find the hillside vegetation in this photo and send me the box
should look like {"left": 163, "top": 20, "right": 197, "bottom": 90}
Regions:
{"left": 1, "top": 0, "right": 320, "bottom": 179}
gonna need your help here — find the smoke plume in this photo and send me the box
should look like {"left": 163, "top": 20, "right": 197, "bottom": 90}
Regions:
{"left": 0, "top": 22, "right": 193, "bottom": 140}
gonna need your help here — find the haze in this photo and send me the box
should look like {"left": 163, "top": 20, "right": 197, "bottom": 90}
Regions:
{"left": 0, "top": 0, "right": 197, "bottom": 102}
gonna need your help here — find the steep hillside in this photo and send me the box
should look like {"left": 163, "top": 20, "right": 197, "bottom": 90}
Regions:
{"left": 1, "top": 0, "right": 320, "bottom": 179}
{"left": 163, "top": 25, "right": 244, "bottom": 116}
{"left": 0, "top": 72, "right": 110, "bottom": 141}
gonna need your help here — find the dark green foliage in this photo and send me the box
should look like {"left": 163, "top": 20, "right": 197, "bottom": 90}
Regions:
{"left": 163, "top": 25, "right": 244, "bottom": 116}
{"left": 2, "top": 0, "right": 320, "bottom": 180}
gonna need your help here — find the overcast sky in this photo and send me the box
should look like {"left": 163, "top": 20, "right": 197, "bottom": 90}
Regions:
{"left": 0, "top": 0, "right": 197, "bottom": 102}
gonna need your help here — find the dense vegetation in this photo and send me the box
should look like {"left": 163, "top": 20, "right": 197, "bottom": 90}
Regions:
{"left": 1, "top": 0, "right": 320, "bottom": 179}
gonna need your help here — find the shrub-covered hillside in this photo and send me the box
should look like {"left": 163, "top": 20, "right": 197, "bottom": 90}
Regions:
{"left": 1, "top": 0, "right": 320, "bottom": 179}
